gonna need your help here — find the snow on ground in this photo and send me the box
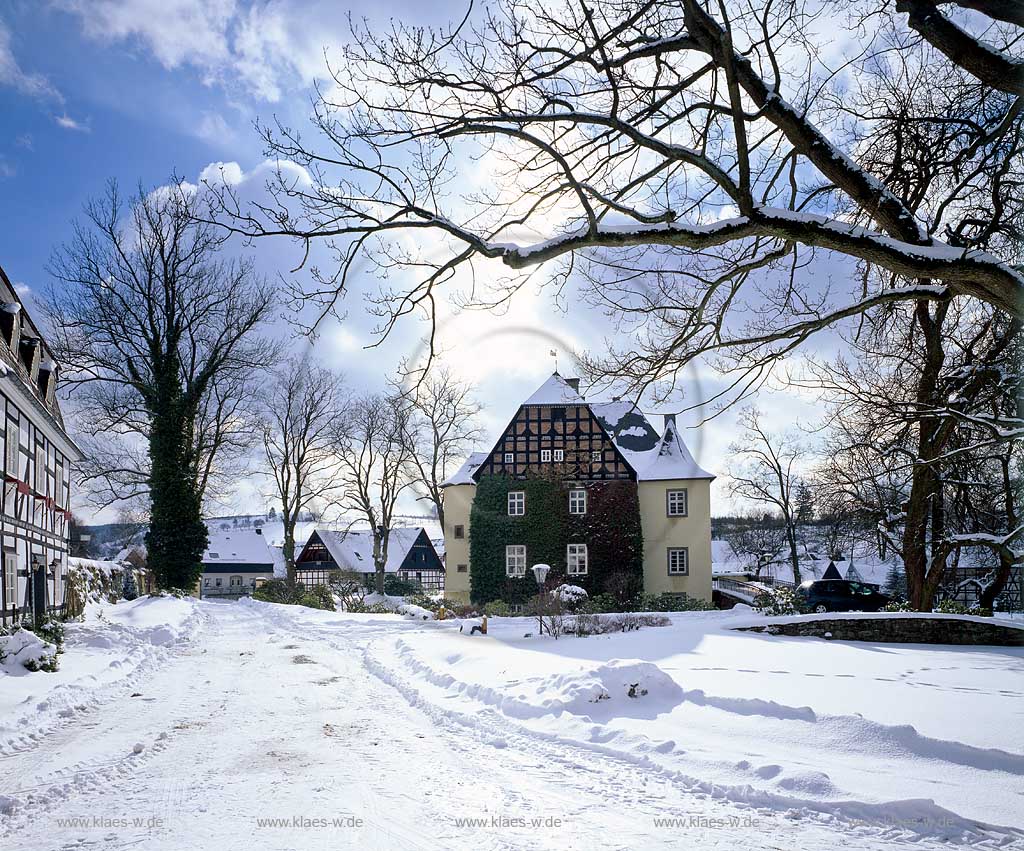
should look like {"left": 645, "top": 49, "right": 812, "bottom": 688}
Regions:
{"left": 0, "top": 595, "right": 202, "bottom": 759}
{"left": 1, "top": 599, "right": 1021, "bottom": 850}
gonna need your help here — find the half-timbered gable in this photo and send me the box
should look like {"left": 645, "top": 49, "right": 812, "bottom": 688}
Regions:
{"left": 472, "top": 375, "right": 636, "bottom": 482}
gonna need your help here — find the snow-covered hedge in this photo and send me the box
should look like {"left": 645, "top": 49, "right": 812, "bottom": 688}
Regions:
{"left": 0, "top": 627, "right": 59, "bottom": 673}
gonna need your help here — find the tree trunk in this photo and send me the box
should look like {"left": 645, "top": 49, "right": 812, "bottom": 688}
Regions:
{"left": 283, "top": 516, "right": 296, "bottom": 587}
{"left": 145, "top": 373, "right": 207, "bottom": 590}
{"left": 784, "top": 513, "right": 801, "bottom": 585}
{"left": 979, "top": 455, "right": 1021, "bottom": 609}
{"left": 373, "top": 530, "right": 385, "bottom": 594}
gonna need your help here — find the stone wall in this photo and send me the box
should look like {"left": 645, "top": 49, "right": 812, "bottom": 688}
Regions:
{"left": 736, "top": 616, "right": 1024, "bottom": 646}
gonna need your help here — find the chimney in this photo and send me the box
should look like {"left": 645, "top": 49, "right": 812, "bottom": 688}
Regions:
{"left": 565, "top": 378, "right": 580, "bottom": 392}
{"left": 663, "top": 413, "right": 677, "bottom": 432}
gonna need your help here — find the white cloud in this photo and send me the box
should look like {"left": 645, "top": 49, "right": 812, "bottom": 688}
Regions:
{"left": 0, "top": 160, "right": 15, "bottom": 179}
{"left": 195, "top": 111, "right": 236, "bottom": 146}
{"left": 55, "top": 112, "right": 89, "bottom": 132}
{"left": 15, "top": 133, "right": 33, "bottom": 150}
{"left": 0, "top": 19, "right": 63, "bottom": 102}
{"left": 56, "top": 0, "right": 350, "bottom": 103}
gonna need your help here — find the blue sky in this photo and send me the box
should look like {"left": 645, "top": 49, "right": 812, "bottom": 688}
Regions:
{"left": 1, "top": 1, "right": 831, "bottom": 522}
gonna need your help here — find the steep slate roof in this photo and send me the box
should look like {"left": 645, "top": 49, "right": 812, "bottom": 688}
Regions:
{"left": 202, "top": 526, "right": 274, "bottom": 568}
{"left": 312, "top": 527, "right": 442, "bottom": 573}
{"left": 446, "top": 374, "right": 714, "bottom": 485}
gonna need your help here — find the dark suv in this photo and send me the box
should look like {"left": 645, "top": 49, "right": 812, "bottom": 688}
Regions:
{"left": 797, "top": 579, "right": 890, "bottom": 613}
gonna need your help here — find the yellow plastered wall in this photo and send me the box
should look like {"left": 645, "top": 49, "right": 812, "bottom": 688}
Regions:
{"left": 638, "top": 478, "right": 713, "bottom": 601}
{"left": 442, "top": 483, "right": 475, "bottom": 602}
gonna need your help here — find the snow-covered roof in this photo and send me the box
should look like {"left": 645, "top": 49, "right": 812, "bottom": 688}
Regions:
{"left": 617, "top": 416, "right": 715, "bottom": 481}
{"left": 522, "top": 372, "right": 586, "bottom": 406}
{"left": 311, "top": 527, "right": 438, "bottom": 573}
{"left": 202, "top": 526, "right": 274, "bottom": 566}
{"left": 441, "top": 451, "right": 489, "bottom": 487}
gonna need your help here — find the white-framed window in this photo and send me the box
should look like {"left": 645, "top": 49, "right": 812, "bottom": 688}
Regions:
{"left": 591, "top": 450, "right": 602, "bottom": 463}
{"left": 569, "top": 489, "right": 587, "bottom": 515}
{"left": 553, "top": 449, "right": 564, "bottom": 462}
{"left": 5, "top": 419, "right": 18, "bottom": 476}
{"left": 3, "top": 551, "right": 17, "bottom": 609}
{"left": 541, "top": 448, "right": 552, "bottom": 463}
{"left": 215, "top": 577, "right": 223, "bottom": 587}
{"left": 667, "top": 547, "right": 689, "bottom": 576}
{"left": 505, "top": 545, "right": 526, "bottom": 577}
{"left": 504, "top": 452, "right": 515, "bottom": 465}
{"left": 454, "top": 524, "right": 465, "bottom": 539}
{"left": 666, "top": 489, "right": 688, "bottom": 517}
{"left": 567, "top": 543, "right": 588, "bottom": 575}
{"left": 508, "top": 491, "right": 525, "bottom": 516}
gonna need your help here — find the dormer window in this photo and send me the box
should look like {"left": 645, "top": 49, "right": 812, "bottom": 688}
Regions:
{"left": 38, "top": 358, "right": 55, "bottom": 398}
{"left": 0, "top": 303, "right": 18, "bottom": 347}
{"left": 19, "top": 336, "right": 38, "bottom": 374}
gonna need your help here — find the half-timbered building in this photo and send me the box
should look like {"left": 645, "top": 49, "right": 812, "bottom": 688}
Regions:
{"left": 442, "top": 373, "right": 714, "bottom": 604}
{"left": 0, "top": 264, "right": 82, "bottom": 626}
{"left": 296, "top": 527, "right": 445, "bottom": 593}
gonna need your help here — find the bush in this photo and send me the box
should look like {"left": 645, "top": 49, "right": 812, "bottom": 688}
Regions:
{"left": 578, "top": 593, "right": 619, "bottom": 614}
{"left": 482, "top": 600, "right": 512, "bottom": 617}
{"left": 640, "top": 592, "right": 716, "bottom": 613}
{"left": 934, "top": 599, "right": 970, "bottom": 615}
{"left": 570, "top": 612, "right": 671, "bottom": 636}
{"left": 345, "top": 600, "right": 396, "bottom": 614}
{"left": 883, "top": 599, "right": 914, "bottom": 612}
{"left": 384, "top": 575, "right": 421, "bottom": 596}
{"left": 253, "top": 580, "right": 334, "bottom": 611}
{"left": 753, "top": 586, "right": 808, "bottom": 616}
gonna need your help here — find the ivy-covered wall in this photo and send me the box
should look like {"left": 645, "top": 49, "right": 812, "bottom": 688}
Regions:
{"left": 468, "top": 473, "right": 643, "bottom": 604}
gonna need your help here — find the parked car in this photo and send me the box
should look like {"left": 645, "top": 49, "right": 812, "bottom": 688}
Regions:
{"left": 796, "top": 579, "right": 890, "bottom": 613}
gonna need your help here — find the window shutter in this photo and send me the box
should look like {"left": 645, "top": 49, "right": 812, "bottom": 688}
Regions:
{"left": 5, "top": 420, "right": 18, "bottom": 477}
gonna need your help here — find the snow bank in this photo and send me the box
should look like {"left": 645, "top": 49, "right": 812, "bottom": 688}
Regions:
{"left": 363, "top": 609, "right": 1024, "bottom": 839}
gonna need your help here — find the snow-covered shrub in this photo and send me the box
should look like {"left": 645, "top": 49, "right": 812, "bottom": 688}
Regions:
{"left": 934, "top": 599, "right": 970, "bottom": 615}
{"left": 253, "top": 580, "right": 334, "bottom": 611}
{"left": 884, "top": 600, "right": 914, "bottom": 612}
{"left": 0, "top": 626, "right": 60, "bottom": 673}
{"left": 753, "top": 586, "right": 808, "bottom": 616}
{"left": 526, "top": 593, "right": 566, "bottom": 638}
{"left": 345, "top": 599, "right": 397, "bottom": 614}
{"left": 570, "top": 612, "right": 672, "bottom": 637}
{"left": 553, "top": 584, "right": 588, "bottom": 611}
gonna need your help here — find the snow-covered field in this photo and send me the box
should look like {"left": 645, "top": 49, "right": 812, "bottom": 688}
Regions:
{"left": 1, "top": 598, "right": 1021, "bottom": 850}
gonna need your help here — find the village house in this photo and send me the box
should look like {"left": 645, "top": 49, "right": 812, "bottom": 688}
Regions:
{"left": 441, "top": 373, "right": 714, "bottom": 605}
{"left": 198, "top": 525, "right": 276, "bottom": 598}
{"left": 0, "top": 264, "right": 82, "bottom": 626}
{"left": 295, "top": 527, "right": 445, "bottom": 593}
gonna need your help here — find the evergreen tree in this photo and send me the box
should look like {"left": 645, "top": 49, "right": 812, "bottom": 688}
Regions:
{"left": 121, "top": 568, "right": 139, "bottom": 601}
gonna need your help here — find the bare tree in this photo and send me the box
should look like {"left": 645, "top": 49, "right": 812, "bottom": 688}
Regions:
{"left": 205, "top": 0, "right": 1022, "bottom": 402}
{"left": 728, "top": 409, "right": 808, "bottom": 584}
{"left": 809, "top": 303, "right": 1022, "bottom": 608}
{"left": 334, "top": 393, "right": 415, "bottom": 594}
{"left": 259, "top": 359, "right": 346, "bottom": 586}
{"left": 721, "top": 513, "right": 789, "bottom": 578}
{"left": 396, "top": 367, "right": 482, "bottom": 529}
{"left": 45, "top": 181, "right": 277, "bottom": 589}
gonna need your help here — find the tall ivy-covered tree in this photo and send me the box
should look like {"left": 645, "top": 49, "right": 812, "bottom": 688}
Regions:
{"left": 45, "top": 182, "right": 276, "bottom": 589}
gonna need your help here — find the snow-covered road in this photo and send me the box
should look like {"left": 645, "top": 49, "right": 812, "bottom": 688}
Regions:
{"left": 0, "top": 600, "right": 1018, "bottom": 850}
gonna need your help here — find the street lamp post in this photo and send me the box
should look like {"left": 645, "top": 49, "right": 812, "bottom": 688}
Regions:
{"left": 531, "top": 563, "right": 550, "bottom": 635}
